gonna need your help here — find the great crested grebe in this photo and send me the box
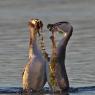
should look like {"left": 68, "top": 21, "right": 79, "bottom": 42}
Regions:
{"left": 22, "top": 19, "right": 46, "bottom": 93}
{"left": 47, "top": 21, "right": 73, "bottom": 92}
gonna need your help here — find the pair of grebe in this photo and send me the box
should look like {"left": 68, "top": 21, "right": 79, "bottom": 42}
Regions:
{"left": 22, "top": 19, "right": 73, "bottom": 93}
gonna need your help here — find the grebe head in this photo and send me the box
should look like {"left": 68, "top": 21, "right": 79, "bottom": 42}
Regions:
{"left": 28, "top": 18, "right": 43, "bottom": 36}
{"left": 47, "top": 22, "right": 72, "bottom": 38}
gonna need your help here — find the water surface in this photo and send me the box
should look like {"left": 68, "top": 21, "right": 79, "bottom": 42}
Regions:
{"left": 0, "top": 0, "right": 95, "bottom": 94}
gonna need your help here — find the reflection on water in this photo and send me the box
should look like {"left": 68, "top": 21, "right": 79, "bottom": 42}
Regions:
{"left": 0, "top": 0, "right": 95, "bottom": 95}
{"left": 22, "top": 91, "right": 69, "bottom": 95}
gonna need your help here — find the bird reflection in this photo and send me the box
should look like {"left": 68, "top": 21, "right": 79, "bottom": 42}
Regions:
{"left": 21, "top": 91, "right": 69, "bottom": 95}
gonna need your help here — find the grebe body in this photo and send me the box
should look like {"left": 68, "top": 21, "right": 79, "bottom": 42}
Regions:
{"left": 22, "top": 19, "right": 46, "bottom": 92}
{"left": 47, "top": 21, "right": 73, "bottom": 91}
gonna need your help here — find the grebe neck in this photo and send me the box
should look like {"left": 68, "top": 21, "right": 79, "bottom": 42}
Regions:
{"left": 29, "top": 29, "right": 41, "bottom": 59}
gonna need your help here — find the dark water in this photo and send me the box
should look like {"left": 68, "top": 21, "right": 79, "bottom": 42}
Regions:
{"left": 0, "top": 0, "right": 95, "bottom": 95}
{"left": 0, "top": 86, "right": 95, "bottom": 95}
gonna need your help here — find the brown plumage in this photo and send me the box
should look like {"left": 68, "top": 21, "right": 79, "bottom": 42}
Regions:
{"left": 22, "top": 19, "right": 46, "bottom": 93}
{"left": 47, "top": 21, "right": 73, "bottom": 92}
